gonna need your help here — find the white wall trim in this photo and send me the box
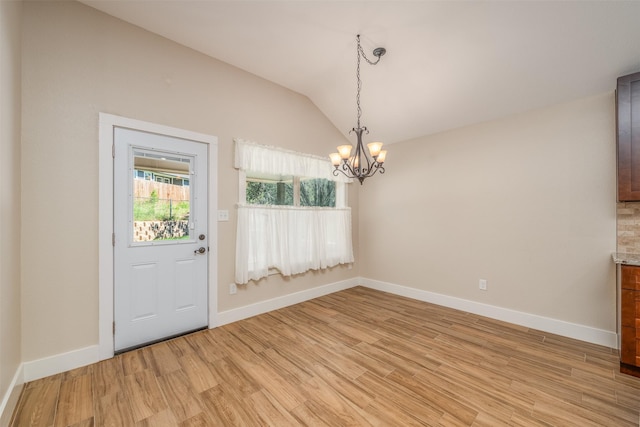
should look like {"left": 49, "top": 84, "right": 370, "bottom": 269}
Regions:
{"left": 22, "top": 345, "right": 99, "bottom": 383}
{"left": 359, "top": 278, "right": 618, "bottom": 349}
{"left": 7, "top": 276, "right": 617, "bottom": 397}
{"left": 0, "top": 364, "right": 24, "bottom": 427}
{"left": 7, "top": 277, "right": 357, "bottom": 387}
{"left": 217, "top": 278, "right": 359, "bottom": 326}
{"left": 98, "top": 113, "right": 115, "bottom": 361}
{"left": 98, "top": 113, "right": 218, "bottom": 361}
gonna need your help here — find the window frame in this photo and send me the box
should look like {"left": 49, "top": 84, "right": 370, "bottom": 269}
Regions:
{"left": 239, "top": 170, "right": 347, "bottom": 208}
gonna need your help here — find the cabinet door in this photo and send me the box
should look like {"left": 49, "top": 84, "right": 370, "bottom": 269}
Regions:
{"left": 621, "top": 264, "right": 640, "bottom": 290}
{"left": 621, "top": 326, "right": 637, "bottom": 365}
{"left": 620, "top": 290, "right": 640, "bottom": 365}
{"left": 621, "top": 265, "right": 640, "bottom": 366}
{"left": 617, "top": 71, "right": 640, "bottom": 201}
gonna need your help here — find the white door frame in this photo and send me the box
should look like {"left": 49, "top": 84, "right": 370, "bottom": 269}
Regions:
{"left": 98, "top": 113, "right": 218, "bottom": 360}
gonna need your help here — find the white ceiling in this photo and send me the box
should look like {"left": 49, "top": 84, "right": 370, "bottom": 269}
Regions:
{"left": 80, "top": 0, "right": 640, "bottom": 144}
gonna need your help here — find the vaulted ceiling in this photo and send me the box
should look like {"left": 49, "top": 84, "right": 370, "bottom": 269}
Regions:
{"left": 80, "top": 0, "right": 640, "bottom": 144}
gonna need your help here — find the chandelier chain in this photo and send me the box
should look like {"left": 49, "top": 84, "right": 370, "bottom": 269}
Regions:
{"left": 355, "top": 35, "right": 383, "bottom": 129}
{"left": 357, "top": 36, "right": 383, "bottom": 66}
{"left": 356, "top": 36, "right": 362, "bottom": 129}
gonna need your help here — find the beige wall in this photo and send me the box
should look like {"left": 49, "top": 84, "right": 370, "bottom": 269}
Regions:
{"left": 0, "top": 0, "right": 23, "bottom": 412}
{"left": 21, "top": 1, "right": 358, "bottom": 362}
{"left": 18, "top": 0, "right": 619, "bottom": 366}
{"left": 359, "top": 93, "right": 617, "bottom": 331}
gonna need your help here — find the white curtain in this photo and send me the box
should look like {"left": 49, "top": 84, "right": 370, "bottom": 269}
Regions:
{"left": 234, "top": 138, "right": 355, "bottom": 284}
{"left": 235, "top": 205, "right": 354, "bottom": 284}
{"left": 234, "top": 138, "right": 352, "bottom": 183}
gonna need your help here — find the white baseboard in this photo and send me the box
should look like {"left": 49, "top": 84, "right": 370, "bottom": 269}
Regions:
{"left": 359, "top": 278, "right": 618, "bottom": 349}
{"left": 16, "top": 278, "right": 358, "bottom": 385}
{"left": 217, "top": 278, "right": 359, "bottom": 326}
{"left": 0, "top": 363, "right": 24, "bottom": 427}
{"left": 10, "top": 276, "right": 616, "bottom": 397}
{"left": 22, "top": 345, "right": 99, "bottom": 383}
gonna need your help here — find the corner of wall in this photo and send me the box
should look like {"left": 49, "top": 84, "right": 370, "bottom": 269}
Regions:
{"left": 0, "top": 0, "right": 23, "bottom": 425}
{"left": 0, "top": 364, "right": 24, "bottom": 427}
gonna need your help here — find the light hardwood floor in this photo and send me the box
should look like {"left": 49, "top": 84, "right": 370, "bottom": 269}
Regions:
{"left": 10, "top": 286, "right": 640, "bottom": 426}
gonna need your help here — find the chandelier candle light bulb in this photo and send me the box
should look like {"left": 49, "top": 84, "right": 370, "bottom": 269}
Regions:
{"left": 376, "top": 150, "right": 387, "bottom": 163}
{"left": 330, "top": 34, "right": 387, "bottom": 185}
{"left": 367, "top": 142, "right": 383, "bottom": 157}
{"left": 337, "top": 145, "right": 353, "bottom": 159}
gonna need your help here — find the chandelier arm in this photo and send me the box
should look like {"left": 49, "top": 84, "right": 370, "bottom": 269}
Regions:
{"left": 332, "top": 165, "right": 351, "bottom": 179}
{"left": 369, "top": 163, "right": 384, "bottom": 177}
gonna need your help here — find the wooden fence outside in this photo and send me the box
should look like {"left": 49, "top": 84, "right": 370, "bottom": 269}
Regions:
{"left": 134, "top": 179, "right": 190, "bottom": 201}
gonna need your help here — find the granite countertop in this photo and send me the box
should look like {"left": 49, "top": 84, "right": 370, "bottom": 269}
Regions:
{"left": 612, "top": 252, "right": 640, "bottom": 265}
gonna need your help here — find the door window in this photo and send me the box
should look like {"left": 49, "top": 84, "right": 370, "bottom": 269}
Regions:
{"left": 132, "top": 150, "right": 193, "bottom": 243}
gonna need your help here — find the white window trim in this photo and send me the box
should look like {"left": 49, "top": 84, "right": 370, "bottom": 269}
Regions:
{"left": 238, "top": 170, "right": 347, "bottom": 208}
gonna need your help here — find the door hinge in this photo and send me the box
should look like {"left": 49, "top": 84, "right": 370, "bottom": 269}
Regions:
{"left": 112, "top": 233, "right": 115, "bottom": 246}
{"left": 112, "top": 322, "right": 115, "bottom": 335}
{"left": 112, "top": 144, "right": 115, "bottom": 158}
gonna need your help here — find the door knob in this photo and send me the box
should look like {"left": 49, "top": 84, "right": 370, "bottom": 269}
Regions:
{"left": 194, "top": 247, "right": 206, "bottom": 255}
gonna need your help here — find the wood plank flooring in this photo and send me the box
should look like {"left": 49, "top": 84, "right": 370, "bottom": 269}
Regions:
{"left": 11, "top": 286, "right": 640, "bottom": 426}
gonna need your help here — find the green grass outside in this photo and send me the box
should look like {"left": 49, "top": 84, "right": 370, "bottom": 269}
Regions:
{"left": 134, "top": 196, "right": 190, "bottom": 221}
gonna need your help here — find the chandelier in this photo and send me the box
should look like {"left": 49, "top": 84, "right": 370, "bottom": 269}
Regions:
{"left": 330, "top": 35, "right": 387, "bottom": 185}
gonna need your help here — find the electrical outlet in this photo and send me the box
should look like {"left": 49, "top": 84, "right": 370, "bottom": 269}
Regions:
{"left": 479, "top": 279, "right": 487, "bottom": 291}
{"left": 229, "top": 283, "right": 237, "bottom": 295}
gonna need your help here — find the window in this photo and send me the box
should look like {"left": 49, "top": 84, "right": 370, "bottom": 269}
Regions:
{"left": 132, "top": 150, "right": 192, "bottom": 243}
{"left": 234, "top": 139, "right": 353, "bottom": 284}
{"left": 246, "top": 172, "right": 294, "bottom": 206}
{"left": 300, "top": 177, "right": 336, "bottom": 207}
{"left": 245, "top": 172, "right": 336, "bottom": 207}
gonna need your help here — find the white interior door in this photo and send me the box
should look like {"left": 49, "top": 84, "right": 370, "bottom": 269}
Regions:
{"left": 114, "top": 127, "right": 208, "bottom": 352}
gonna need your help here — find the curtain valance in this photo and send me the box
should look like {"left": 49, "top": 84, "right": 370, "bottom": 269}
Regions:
{"left": 234, "top": 138, "right": 352, "bottom": 183}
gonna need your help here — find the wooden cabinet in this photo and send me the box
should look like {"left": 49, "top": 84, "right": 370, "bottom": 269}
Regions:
{"left": 617, "top": 71, "right": 640, "bottom": 201}
{"left": 620, "top": 264, "right": 640, "bottom": 377}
